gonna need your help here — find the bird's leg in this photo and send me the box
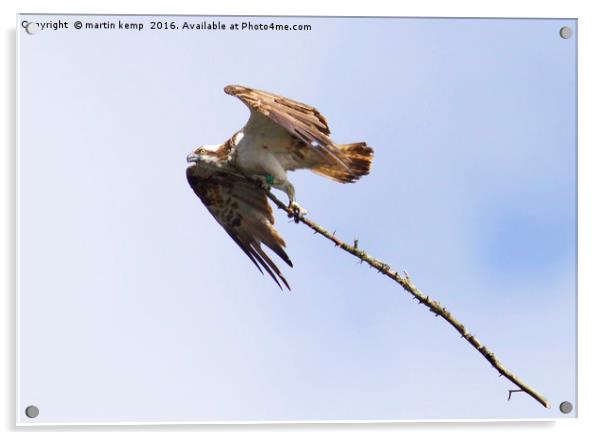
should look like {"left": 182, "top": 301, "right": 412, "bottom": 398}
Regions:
{"left": 246, "top": 172, "right": 307, "bottom": 222}
{"left": 276, "top": 180, "right": 307, "bottom": 223}
{"left": 256, "top": 155, "right": 307, "bottom": 222}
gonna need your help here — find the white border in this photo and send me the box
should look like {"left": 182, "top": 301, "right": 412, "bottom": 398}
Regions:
{"left": 4, "top": 0, "right": 600, "bottom": 438}
{"left": 14, "top": 9, "right": 21, "bottom": 431}
{"left": 13, "top": 10, "right": 579, "bottom": 428}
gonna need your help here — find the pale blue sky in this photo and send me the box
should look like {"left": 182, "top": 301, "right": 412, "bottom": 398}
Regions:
{"left": 18, "top": 15, "right": 576, "bottom": 423}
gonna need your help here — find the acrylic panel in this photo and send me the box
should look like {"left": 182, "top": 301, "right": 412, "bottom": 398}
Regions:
{"left": 17, "top": 14, "right": 577, "bottom": 424}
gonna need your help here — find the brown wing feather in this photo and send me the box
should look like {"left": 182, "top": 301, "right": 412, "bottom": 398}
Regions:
{"left": 224, "top": 84, "right": 350, "bottom": 168}
{"left": 186, "top": 167, "right": 292, "bottom": 290}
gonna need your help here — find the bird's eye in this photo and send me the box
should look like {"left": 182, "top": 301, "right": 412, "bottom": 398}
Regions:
{"left": 198, "top": 148, "right": 206, "bottom": 155}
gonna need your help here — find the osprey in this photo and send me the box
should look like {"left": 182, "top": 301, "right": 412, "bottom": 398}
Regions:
{"left": 186, "top": 85, "right": 373, "bottom": 289}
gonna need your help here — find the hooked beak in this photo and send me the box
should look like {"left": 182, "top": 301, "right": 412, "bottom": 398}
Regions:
{"left": 187, "top": 153, "right": 200, "bottom": 164}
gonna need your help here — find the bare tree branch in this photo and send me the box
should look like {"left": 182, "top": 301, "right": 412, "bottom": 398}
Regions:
{"left": 262, "top": 185, "right": 550, "bottom": 409}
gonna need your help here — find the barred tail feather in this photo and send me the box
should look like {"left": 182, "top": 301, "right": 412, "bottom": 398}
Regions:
{"left": 312, "top": 142, "right": 374, "bottom": 183}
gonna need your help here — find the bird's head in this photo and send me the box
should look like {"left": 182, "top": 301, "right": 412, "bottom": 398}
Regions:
{"left": 186, "top": 145, "right": 222, "bottom": 168}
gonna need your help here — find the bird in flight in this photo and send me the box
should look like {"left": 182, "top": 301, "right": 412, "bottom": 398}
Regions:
{"left": 186, "top": 85, "right": 374, "bottom": 289}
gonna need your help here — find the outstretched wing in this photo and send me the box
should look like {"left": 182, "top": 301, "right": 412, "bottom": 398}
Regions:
{"left": 186, "top": 167, "right": 292, "bottom": 290}
{"left": 224, "top": 84, "right": 349, "bottom": 168}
